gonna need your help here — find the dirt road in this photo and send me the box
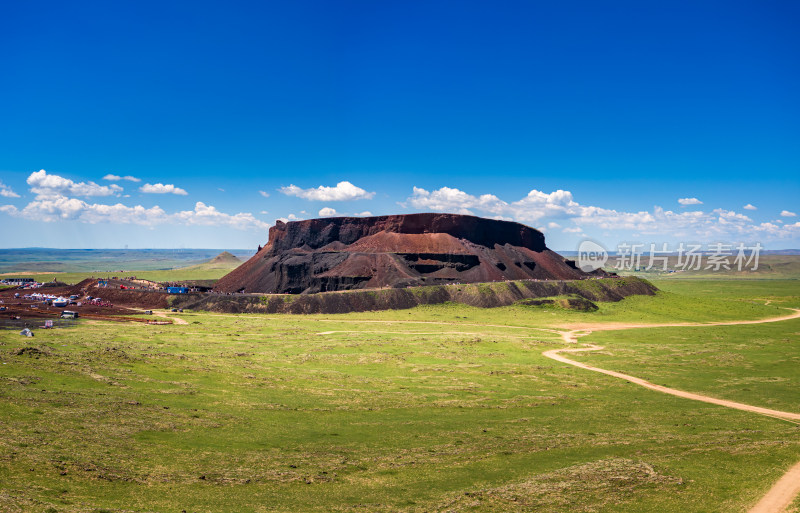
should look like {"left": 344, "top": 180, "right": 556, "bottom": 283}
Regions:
{"left": 543, "top": 308, "right": 800, "bottom": 512}
{"left": 543, "top": 343, "right": 800, "bottom": 422}
{"left": 747, "top": 460, "right": 800, "bottom": 513}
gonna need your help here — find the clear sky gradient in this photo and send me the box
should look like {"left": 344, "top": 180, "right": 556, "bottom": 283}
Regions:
{"left": 1, "top": 1, "right": 798, "bottom": 250}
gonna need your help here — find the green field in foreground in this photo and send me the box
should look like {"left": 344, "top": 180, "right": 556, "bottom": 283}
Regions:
{"left": 0, "top": 280, "right": 798, "bottom": 512}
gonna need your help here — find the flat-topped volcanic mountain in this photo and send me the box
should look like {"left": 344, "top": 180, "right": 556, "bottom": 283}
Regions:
{"left": 214, "top": 213, "right": 603, "bottom": 294}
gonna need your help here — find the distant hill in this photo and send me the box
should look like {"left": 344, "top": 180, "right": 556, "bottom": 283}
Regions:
{"left": 207, "top": 251, "right": 243, "bottom": 265}
{"left": 184, "top": 251, "right": 244, "bottom": 271}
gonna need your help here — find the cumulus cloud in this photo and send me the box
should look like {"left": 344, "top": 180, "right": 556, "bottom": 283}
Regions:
{"left": 406, "top": 186, "right": 508, "bottom": 216}
{"left": 403, "top": 186, "right": 800, "bottom": 242}
{"left": 276, "top": 213, "right": 302, "bottom": 223}
{"left": 259, "top": 190, "right": 270, "bottom": 198}
{"left": 28, "top": 169, "right": 122, "bottom": 197}
{"left": 678, "top": 197, "right": 703, "bottom": 206}
{"left": 315, "top": 208, "right": 372, "bottom": 218}
{"left": 140, "top": 183, "right": 188, "bottom": 195}
{"left": 173, "top": 202, "right": 268, "bottom": 229}
{"left": 743, "top": 204, "right": 757, "bottom": 210}
{"left": 407, "top": 186, "right": 579, "bottom": 223}
{"left": 280, "top": 181, "right": 375, "bottom": 201}
{"left": 0, "top": 180, "right": 20, "bottom": 198}
{"left": 103, "top": 174, "right": 141, "bottom": 182}
{"left": 318, "top": 207, "right": 339, "bottom": 217}
{"left": 0, "top": 171, "right": 268, "bottom": 231}
{"left": 780, "top": 210, "right": 797, "bottom": 217}
{"left": 0, "top": 194, "right": 268, "bottom": 230}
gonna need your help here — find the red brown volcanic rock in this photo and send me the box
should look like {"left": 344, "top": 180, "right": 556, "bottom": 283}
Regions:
{"left": 214, "top": 213, "right": 600, "bottom": 294}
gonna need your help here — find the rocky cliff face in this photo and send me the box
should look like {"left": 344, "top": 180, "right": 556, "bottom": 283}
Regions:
{"left": 214, "top": 213, "right": 602, "bottom": 294}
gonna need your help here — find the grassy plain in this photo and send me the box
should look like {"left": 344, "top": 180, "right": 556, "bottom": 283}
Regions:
{"left": 0, "top": 279, "right": 798, "bottom": 512}
{"left": 612, "top": 254, "right": 800, "bottom": 280}
{"left": 1, "top": 249, "right": 245, "bottom": 285}
{"left": 11, "top": 267, "right": 236, "bottom": 285}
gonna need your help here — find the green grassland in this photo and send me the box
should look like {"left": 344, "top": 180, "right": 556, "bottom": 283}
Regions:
{"left": 612, "top": 254, "right": 800, "bottom": 280}
{"left": 0, "top": 280, "right": 799, "bottom": 512}
{"left": 0, "top": 248, "right": 253, "bottom": 274}
{"left": 2, "top": 250, "right": 245, "bottom": 285}
{"left": 572, "top": 320, "right": 800, "bottom": 412}
{"left": 9, "top": 257, "right": 244, "bottom": 286}
{"left": 16, "top": 267, "right": 236, "bottom": 285}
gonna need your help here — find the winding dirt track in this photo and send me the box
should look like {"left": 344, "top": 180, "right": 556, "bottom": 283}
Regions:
{"left": 313, "top": 307, "right": 800, "bottom": 510}
{"left": 543, "top": 308, "right": 800, "bottom": 513}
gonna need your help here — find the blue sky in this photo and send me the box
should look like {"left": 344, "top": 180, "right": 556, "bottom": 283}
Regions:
{"left": 1, "top": 0, "right": 798, "bottom": 250}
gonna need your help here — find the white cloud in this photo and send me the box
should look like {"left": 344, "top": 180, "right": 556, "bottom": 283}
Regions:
{"left": 173, "top": 202, "right": 268, "bottom": 229}
{"left": 260, "top": 210, "right": 269, "bottom": 215}
{"left": 140, "top": 183, "right": 188, "bottom": 195}
{"left": 315, "top": 208, "right": 372, "bottom": 218}
{"left": 548, "top": 222, "right": 561, "bottom": 229}
{"left": 407, "top": 186, "right": 580, "bottom": 223}
{"left": 743, "top": 204, "right": 757, "bottom": 210}
{"left": 280, "top": 181, "right": 375, "bottom": 201}
{"left": 406, "top": 186, "right": 508, "bottom": 216}
{"left": 217, "top": 188, "right": 225, "bottom": 192}
{"left": 103, "top": 174, "right": 141, "bottom": 182}
{"left": 1, "top": 171, "right": 268, "bottom": 231}
{"left": 0, "top": 194, "right": 268, "bottom": 230}
{"left": 276, "top": 214, "right": 302, "bottom": 223}
{"left": 0, "top": 180, "right": 20, "bottom": 198}
{"left": 678, "top": 197, "right": 703, "bottom": 206}
{"left": 259, "top": 190, "right": 270, "bottom": 198}
{"left": 403, "top": 186, "right": 800, "bottom": 242}
{"left": 318, "top": 207, "right": 339, "bottom": 217}
{"left": 28, "top": 169, "right": 122, "bottom": 197}
{"left": 2, "top": 194, "right": 163, "bottom": 224}
{"left": 780, "top": 210, "right": 797, "bottom": 217}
